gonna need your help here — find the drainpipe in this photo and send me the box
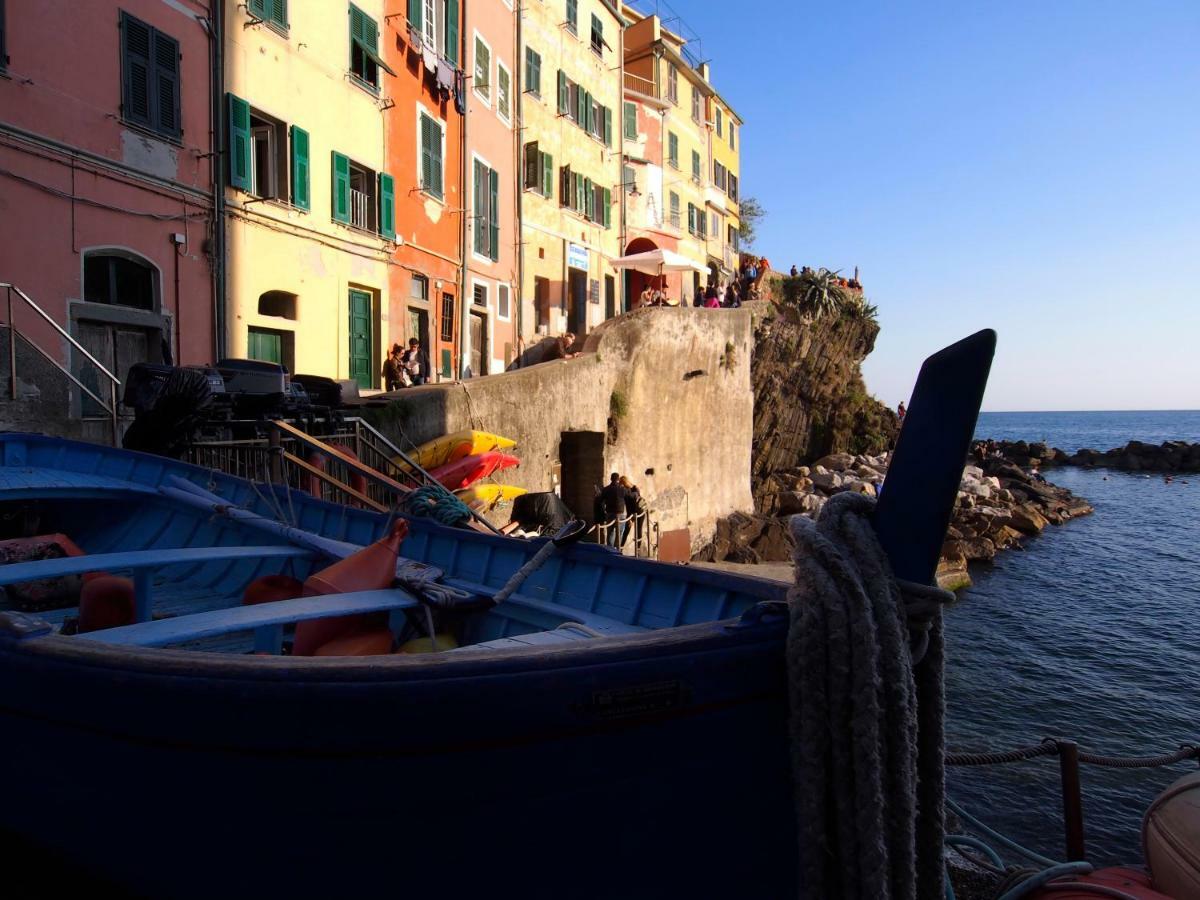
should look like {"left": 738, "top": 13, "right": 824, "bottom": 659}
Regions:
{"left": 617, "top": 14, "right": 626, "bottom": 313}
{"left": 514, "top": 0, "right": 524, "bottom": 364}
{"left": 205, "top": 2, "right": 226, "bottom": 362}
{"left": 457, "top": 0, "right": 470, "bottom": 380}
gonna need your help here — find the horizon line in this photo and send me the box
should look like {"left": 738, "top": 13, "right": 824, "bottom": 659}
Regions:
{"left": 979, "top": 408, "right": 1200, "bottom": 414}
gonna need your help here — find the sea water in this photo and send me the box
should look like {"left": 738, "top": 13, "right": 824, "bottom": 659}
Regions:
{"left": 945, "top": 411, "right": 1200, "bottom": 864}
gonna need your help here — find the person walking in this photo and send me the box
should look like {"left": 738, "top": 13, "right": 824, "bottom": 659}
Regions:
{"left": 382, "top": 344, "right": 404, "bottom": 391}
{"left": 599, "top": 473, "right": 630, "bottom": 549}
{"left": 401, "top": 338, "right": 429, "bottom": 386}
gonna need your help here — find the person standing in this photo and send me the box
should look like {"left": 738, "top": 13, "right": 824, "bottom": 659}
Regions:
{"left": 599, "top": 473, "right": 630, "bottom": 548}
{"left": 402, "top": 338, "right": 429, "bottom": 386}
{"left": 619, "top": 476, "right": 647, "bottom": 552}
{"left": 897, "top": 401, "right": 906, "bottom": 425}
{"left": 382, "top": 344, "right": 404, "bottom": 391}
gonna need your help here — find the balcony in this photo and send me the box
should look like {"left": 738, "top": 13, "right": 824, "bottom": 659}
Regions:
{"left": 623, "top": 71, "right": 658, "bottom": 99}
{"left": 704, "top": 183, "right": 726, "bottom": 209}
{"left": 350, "top": 188, "right": 370, "bottom": 231}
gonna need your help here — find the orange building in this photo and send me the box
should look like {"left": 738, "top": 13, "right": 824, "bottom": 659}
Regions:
{"left": 385, "top": 1, "right": 465, "bottom": 382}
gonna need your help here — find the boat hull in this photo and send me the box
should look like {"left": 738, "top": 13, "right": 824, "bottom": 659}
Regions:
{"left": 0, "top": 618, "right": 794, "bottom": 898}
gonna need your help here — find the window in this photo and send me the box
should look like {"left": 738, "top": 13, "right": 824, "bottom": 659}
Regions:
{"left": 713, "top": 161, "right": 727, "bottom": 192}
{"left": 590, "top": 14, "right": 604, "bottom": 55}
{"left": 557, "top": 165, "right": 607, "bottom": 225}
{"left": 408, "top": 0, "right": 460, "bottom": 65}
{"left": 331, "top": 151, "right": 395, "bottom": 238}
{"left": 411, "top": 274, "right": 429, "bottom": 301}
{"left": 247, "top": 327, "right": 294, "bottom": 373}
{"left": 692, "top": 149, "right": 701, "bottom": 183}
{"left": 250, "top": 112, "right": 284, "bottom": 200}
{"left": 120, "top": 12, "right": 181, "bottom": 140}
{"left": 83, "top": 252, "right": 156, "bottom": 311}
{"left": 523, "top": 141, "right": 553, "bottom": 199}
{"left": 666, "top": 64, "right": 678, "bottom": 104}
{"left": 691, "top": 85, "right": 700, "bottom": 122}
{"left": 418, "top": 110, "right": 445, "bottom": 199}
{"left": 729, "top": 123, "right": 736, "bottom": 151}
{"left": 497, "top": 62, "right": 510, "bottom": 121}
{"left": 687, "top": 203, "right": 706, "bottom": 238}
{"left": 669, "top": 192, "right": 680, "bottom": 228}
{"left": 440, "top": 292, "right": 455, "bottom": 341}
{"left": 349, "top": 4, "right": 392, "bottom": 91}
{"left": 248, "top": 0, "right": 288, "bottom": 31}
{"left": 623, "top": 102, "right": 637, "bottom": 141}
{"left": 728, "top": 173, "right": 739, "bottom": 202}
{"left": 473, "top": 282, "right": 488, "bottom": 308}
{"left": 557, "top": 71, "right": 609, "bottom": 144}
{"left": 727, "top": 224, "right": 739, "bottom": 252}
{"left": 258, "top": 290, "right": 297, "bottom": 319}
{"left": 716, "top": 108, "right": 723, "bottom": 137}
{"left": 498, "top": 284, "right": 510, "bottom": 319}
{"left": 622, "top": 164, "right": 636, "bottom": 194}
{"left": 565, "top": 0, "right": 577, "bottom": 34}
{"left": 525, "top": 47, "right": 542, "bottom": 97}
{"left": 473, "top": 159, "right": 499, "bottom": 261}
{"left": 667, "top": 132, "right": 679, "bottom": 168}
{"left": 474, "top": 35, "right": 490, "bottom": 103}
{"left": 226, "top": 96, "right": 310, "bottom": 210}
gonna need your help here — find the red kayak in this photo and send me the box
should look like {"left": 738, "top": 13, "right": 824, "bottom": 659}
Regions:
{"left": 428, "top": 452, "right": 519, "bottom": 491}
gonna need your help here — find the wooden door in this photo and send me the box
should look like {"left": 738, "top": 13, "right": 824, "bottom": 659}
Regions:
{"left": 469, "top": 312, "right": 486, "bottom": 378}
{"left": 347, "top": 289, "right": 373, "bottom": 389}
{"left": 75, "top": 321, "right": 152, "bottom": 417}
{"left": 247, "top": 328, "right": 282, "bottom": 364}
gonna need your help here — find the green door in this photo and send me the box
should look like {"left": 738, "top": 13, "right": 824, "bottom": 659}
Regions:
{"left": 348, "top": 289, "right": 373, "bottom": 389}
{"left": 247, "top": 327, "right": 282, "bottom": 364}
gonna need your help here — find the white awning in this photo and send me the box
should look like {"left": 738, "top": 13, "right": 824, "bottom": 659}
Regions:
{"left": 609, "top": 248, "right": 708, "bottom": 275}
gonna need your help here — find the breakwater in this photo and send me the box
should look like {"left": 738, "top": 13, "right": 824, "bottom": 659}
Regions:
{"left": 987, "top": 438, "right": 1200, "bottom": 474}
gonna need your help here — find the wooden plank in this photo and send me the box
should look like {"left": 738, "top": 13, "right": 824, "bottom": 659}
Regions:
{"left": 272, "top": 420, "right": 411, "bottom": 496}
{"left": 81, "top": 589, "right": 421, "bottom": 648}
{"left": 0, "top": 545, "right": 312, "bottom": 587}
{"left": 282, "top": 450, "right": 387, "bottom": 512}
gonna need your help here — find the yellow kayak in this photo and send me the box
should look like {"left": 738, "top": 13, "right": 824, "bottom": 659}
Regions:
{"left": 455, "top": 484, "right": 527, "bottom": 509}
{"left": 396, "top": 430, "right": 517, "bottom": 472}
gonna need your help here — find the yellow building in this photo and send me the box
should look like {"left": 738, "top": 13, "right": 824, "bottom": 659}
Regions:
{"left": 222, "top": 0, "right": 395, "bottom": 388}
{"left": 622, "top": 10, "right": 714, "bottom": 303}
{"left": 518, "top": 0, "right": 624, "bottom": 343}
{"left": 707, "top": 85, "right": 743, "bottom": 283}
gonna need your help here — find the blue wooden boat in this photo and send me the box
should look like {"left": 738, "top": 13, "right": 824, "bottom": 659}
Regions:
{"left": 0, "top": 433, "right": 795, "bottom": 898}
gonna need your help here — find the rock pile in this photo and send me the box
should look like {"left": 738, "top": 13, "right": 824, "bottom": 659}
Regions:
{"left": 988, "top": 439, "right": 1200, "bottom": 473}
{"left": 695, "top": 450, "right": 1094, "bottom": 591}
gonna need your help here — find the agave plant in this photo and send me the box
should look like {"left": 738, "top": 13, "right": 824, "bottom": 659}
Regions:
{"left": 842, "top": 293, "right": 879, "bottom": 322}
{"left": 797, "top": 268, "right": 850, "bottom": 318}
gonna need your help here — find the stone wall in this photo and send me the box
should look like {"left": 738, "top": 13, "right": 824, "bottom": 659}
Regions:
{"left": 365, "top": 307, "right": 755, "bottom": 552}
{"left": 0, "top": 325, "right": 91, "bottom": 442}
{"left": 749, "top": 278, "right": 897, "bottom": 513}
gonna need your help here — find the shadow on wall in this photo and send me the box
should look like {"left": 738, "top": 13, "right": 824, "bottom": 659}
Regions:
{"left": 509, "top": 336, "right": 563, "bottom": 370}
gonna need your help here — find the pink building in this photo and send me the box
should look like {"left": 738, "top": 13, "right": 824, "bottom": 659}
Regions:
{"left": 0, "top": 1, "right": 216, "bottom": 441}
{"left": 462, "top": 0, "right": 517, "bottom": 376}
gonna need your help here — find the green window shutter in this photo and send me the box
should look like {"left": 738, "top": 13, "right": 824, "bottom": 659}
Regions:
{"left": 363, "top": 12, "right": 378, "bottom": 51}
{"left": 419, "top": 115, "right": 432, "bottom": 191}
{"left": 668, "top": 132, "right": 677, "bottom": 165}
{"left": 575, "top": 173, "right": 584, "bottom": 213}
{"left": 583, "top": 177, "right": 593, "bottom": 221}
{"left": 557, "top": 71, "right": 568, "bottom": 115}
{"left": 431, "top": 120, "right": 443, "bottom": 197}
{"left": 603, "top": 106, "right": 612, "bottom": 147}
{"left": 524, "top": 141, "right": 538, "bottom": 190}
{"left": 578, "top": 89, "right": 588, "bottom": 129}
{"left": 692, "top": 150, "right": 700, "bottom": 179}
{"left": 227, "top": 93, "right": 252, "bottom": 191}
{"left": 473, "top": 161, "right": 484, "bottom": 254}
{"left": 407, "top": 0, "right": 421, "bottom": 30}
{"left": 623, "top": 102, "right": 636, "bottom": 140}
{"left": 350, "top": 5, "right": 364, "bottom": 43}
{"left": 122, "top": 14, "right": 153, "bottom": 128}
{"left": 250, "top": 0, "right": 267, "bottom": 16}
{"left": 602, "top": 188, "right": 611, "bottom": 228}
{"left": 290, "top": 125, "right": 310, "bottom": 211}
{"left": 526, "top": 47, "right": 540, "bottom": 95}
{"left": 444, "top": 0, "right": 459, "bottom": 66}
{"left": 542, "top": 152, "right": 553, "bottom": 200}
{"left": 488, "top": 168, "right": 499, "bottom": 260}
{"left": 378, "top": 172, "right": 395, "bottom": 239}
{"left": 331, "top": 151, "right": 350, "bottom": 223}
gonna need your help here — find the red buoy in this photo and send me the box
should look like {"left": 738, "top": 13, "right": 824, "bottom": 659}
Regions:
{"left": 302, "top": 452, "right": 326, "bottom": 499}
{"left": 292, "top": 520, "right": 409, "bottom": 657}
{"left": 78, "top": 575, "right": 136, "bottom": 633}
{"left": 242, "top": 574, "right": 304, "bottom": 606}
{"left": 331, "top": 444, "right": 369, "bottom": 501}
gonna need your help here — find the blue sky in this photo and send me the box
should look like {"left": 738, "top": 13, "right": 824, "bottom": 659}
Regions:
{"left": 677, "top": 1, "right": 1199, "bottom": 411}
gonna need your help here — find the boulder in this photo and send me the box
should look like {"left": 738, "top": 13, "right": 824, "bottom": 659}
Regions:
{"left": 960, "top": 481, "right": 992, "bottom": 499}
{"left": 776, "top": 491, "right": 810, "bottom": 516}
{"left": 1008, "top": 505, "right": 1049, "bottom": 535}
{"left": 814, "top": 453, "right": 856, "bottom": 472}
{"left": 797, "top": 466, "right": 811, "bottom": 477}
{"left": 810, "top": 470, "right": 844, "bottom": 492}
{"left": 963, "top": 465, "right": 984, "bottom": 479}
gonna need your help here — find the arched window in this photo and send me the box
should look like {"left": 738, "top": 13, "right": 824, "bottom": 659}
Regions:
{"left": 83, "top": 250, "right": 157, "bottom": 311}
{"left": 258, "top": 290, "right": 298, "bottom": 320}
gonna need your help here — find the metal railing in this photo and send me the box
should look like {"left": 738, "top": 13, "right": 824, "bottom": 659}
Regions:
{"left": 593, "top": 512, "right": 659, "bottom": 559}
{"left": 623, "top": 71, "right": 657, "bottom": 98}
{"left": 1, "top": 282, "right": 121, "bottom": 446}
{"left": 350, "top": 188, "right": 370, "bottom": 230}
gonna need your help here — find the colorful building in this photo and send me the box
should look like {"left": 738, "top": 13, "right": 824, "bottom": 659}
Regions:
{"left": 388, "top": 0, "right": 465, "bottom": 384}
{"left": 706, "top": 82, "right": 743, "bottom": 287}
{"left": 0, "top": 0, "right": 216, "bottom": 439}
{"left": 621, "top": 8, "right": 712, "bottom": 305}
{"left": 462, "top": 0, "right": 518, "bottom": 376}
{"left": 222, "top": 0, "right": 393, "bottom": 388}
{"left": 518, "top": 0, "right": 624, "bottom": 346}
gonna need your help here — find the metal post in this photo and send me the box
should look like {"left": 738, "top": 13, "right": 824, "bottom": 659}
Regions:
{"left": 7, "top": 287, "right": 16, "bottom": 401}
{"left": 110, "top": 380, "right": 119, "bottom": 447}
{"left": 268, "top": 426, "right": 283, "bottom": 484}
{"left": 1057, "top": 740, "right": 1087, "bottom": 861}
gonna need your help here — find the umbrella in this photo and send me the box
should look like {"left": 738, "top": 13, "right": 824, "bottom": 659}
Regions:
{"left": 610, "top": 249, "right": 708, "bottom": 304}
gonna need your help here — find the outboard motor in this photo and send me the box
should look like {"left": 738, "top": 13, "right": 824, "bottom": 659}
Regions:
{"left": 122, "top": 363, "right": 215, "bottom": 458}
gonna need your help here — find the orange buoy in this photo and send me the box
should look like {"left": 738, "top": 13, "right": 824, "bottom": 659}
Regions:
{"left": 302, "top": 452, "right": 327, "bottom": 499}
{"left": 78, "top": 575, "right": 136, "bottom": 633}
{"left": 331, "top": 444, "right": 369, "bottom": 501}
{"left": 312, "top": 629, "right": 395, "bottom": 657}
{"left": 292, "top": 520, "right": 409, "bottom": 657}
{"left": 242, "top": 574, "right": 304, "bottom": 606}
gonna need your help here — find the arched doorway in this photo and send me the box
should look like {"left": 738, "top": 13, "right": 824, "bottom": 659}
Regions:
{"left": 624, "top": 237, "right": 660, "bottom": 309}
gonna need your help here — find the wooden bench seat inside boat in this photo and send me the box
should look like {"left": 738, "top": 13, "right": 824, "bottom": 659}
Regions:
{"left": 443, "top": 575, "right": 648, "bottom": 635}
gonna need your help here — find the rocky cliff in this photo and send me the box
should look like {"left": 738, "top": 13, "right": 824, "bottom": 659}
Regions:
{"left": 750, "top": 273, "right": 897, "bottom": 515}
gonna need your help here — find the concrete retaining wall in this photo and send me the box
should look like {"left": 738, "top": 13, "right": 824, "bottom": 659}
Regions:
{"left": 366, "top": 307, "right": 754, "bottom": 551}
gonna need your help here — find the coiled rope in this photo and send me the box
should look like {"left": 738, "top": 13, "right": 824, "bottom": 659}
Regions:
{"left": 401, "top": 484, "right": 473, "bottom": 526}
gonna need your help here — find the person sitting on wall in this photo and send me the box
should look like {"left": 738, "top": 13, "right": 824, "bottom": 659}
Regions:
{"left": 723, "top": 283, "right": 740, "bottom": 308}
{"left": 790, "top": 265, "right": 799, "bottom": 277}
{"left": 545, "top": 332, "right": 580, "bottom": 362}
{"left": 636, "top": 285, "right": 652, "bottom": 310}
{"left": 382, "top": 344, "right": 405, "bottom": 391}
{"left": 401, "top": 338, "right": 429, "bottom": 386}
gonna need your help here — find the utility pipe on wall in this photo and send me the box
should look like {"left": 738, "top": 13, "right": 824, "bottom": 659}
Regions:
{"left": 457, "top": 0, "right": 470, "bottom": 381}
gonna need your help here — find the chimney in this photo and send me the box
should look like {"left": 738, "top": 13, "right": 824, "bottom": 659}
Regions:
{"left": 698, "top": 62, "right": 710, "bottom": 82}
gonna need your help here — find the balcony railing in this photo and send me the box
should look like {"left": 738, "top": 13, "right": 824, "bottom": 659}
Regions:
{"left": 623, "top": 71, "right": 657, "bottom": 98}
{"left": 350, "top": 188, "right": 370, "bottom": 230}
